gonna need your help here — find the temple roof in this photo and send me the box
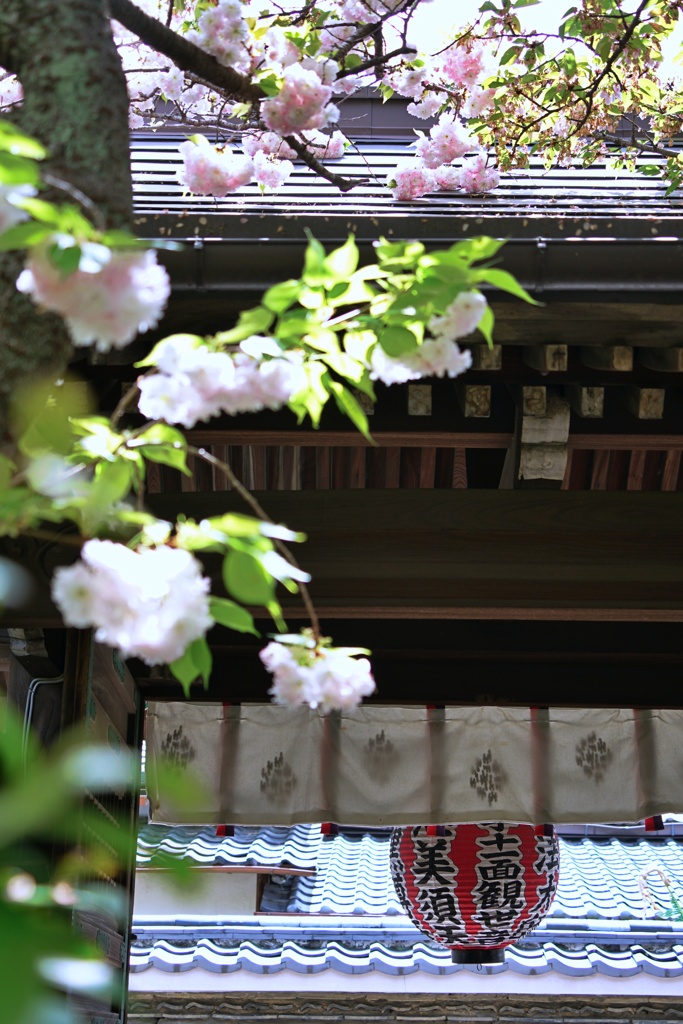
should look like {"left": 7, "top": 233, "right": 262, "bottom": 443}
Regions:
{"left": 131, "top": 823, "right": 683, "bottom": 982}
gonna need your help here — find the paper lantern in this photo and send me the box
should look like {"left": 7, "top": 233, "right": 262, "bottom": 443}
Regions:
{"left": 390, "top": 822, "right": 560, "bottom": 964}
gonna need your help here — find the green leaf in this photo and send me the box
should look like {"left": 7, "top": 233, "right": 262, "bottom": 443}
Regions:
{"left": 0, "top": 221, "right": 53, "bottom": 252}
{"left": 133, "top": 423, "right": 191, "bottom": 476}
{"left": 321, "top": 349, "right": 366, "bottom": 383}
{"left": 477, "top": 304, "right": 495, "bottom": 347}
{"left": 472, "top": 268, "right": 541, "bottom": 305}
{"left": 0, "top": 152, "right": 40, "bottom": 186}
{"left": 323, "top": 235, "right": 359, "bottom": 281}
{"left": 378, "top": 325, "right": 419, "bottom": 356}
{"left": 222, "top": 550, "right": 274, "bottom": 606}
{"left": 169, "top": 638, "right": 213, "bottom": 696}
{"left": 255, "top": 71, "right": 282, "bottom": 96}
{"left": 263, "top": 279, "right": 302, "bottom": 313}
{"left": 209, "top": 596, "right": 259, "bottom": 636}
{"left": 11, "top": 197, "right": 62, "bottom": 226}
{"left": 47, "top": 241, "right": 81, "bottom": 277}
{"left": 303, "top": 327, "right": 339, "bottom": 353}
{"left": 135, "top": 334, "right": 202, "bottom": 368}
{"left": 214, "top": 307, "right": 275, "bottom": 344}
{"left": 138, "top": 443, "right": 190, "bottom": 475}
{"left": 303, "top": 232, "right": 327, "bottom": 285}
{"left": 91, "top": 459, "right": 134, "bottom": 506}
{"left": 275, "top": 317, "right": 312, "bottom": 344}
{"left": 325, "top": 379, "right": 373, "bottom": 443}
{"left": 0, "top": 122, "right": 46, "bottom": 159}
{"left": 498, "top": 45, "right": 521, "bottom": 65}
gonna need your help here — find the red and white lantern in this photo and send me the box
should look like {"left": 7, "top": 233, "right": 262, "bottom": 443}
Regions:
{"left": 390, "top": 822, "right": 560, "bottom": 964}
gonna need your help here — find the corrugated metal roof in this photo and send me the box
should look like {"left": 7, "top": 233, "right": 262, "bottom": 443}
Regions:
{"left": 132, "top": 137, "right": 683, "bottom": 240}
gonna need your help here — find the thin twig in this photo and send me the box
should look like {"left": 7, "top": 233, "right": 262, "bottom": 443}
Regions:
{"left": 23, "top": 527, "right": 83, "bottom": 548}
{"left": 111, "top": 382, "right": 141, "bottom": 428}
{"left": 283, "top": 134, "right": 365, "bottom": 191}
{"left": 189, "top": 445, "right": 321, "bottom": 640}
{"left": 41, "top": 172, "right": 106, "bottom": 232}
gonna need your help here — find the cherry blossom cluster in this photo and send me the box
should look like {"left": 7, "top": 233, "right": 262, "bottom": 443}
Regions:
{"left": 111, "top": 0, "right": 508, "bottom": 200}
{"left": 138, "top": 333, "right": 307, "bottom": 427}
{"left": 52, "top": 540, "right": 212, "bottom": 666}
{"left": 16, "top": 244, "right": 170, "bottom": 353}
{"left": 260, "top": 639, "right": 376, "bottom": 713}
{"left": 178, "top": 136, "right": 256, "bottom": 196}
{"left": 366, "top": 291, "right": 485, "bottom": 385}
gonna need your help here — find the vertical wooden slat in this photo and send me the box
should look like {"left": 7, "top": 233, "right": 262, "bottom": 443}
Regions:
{"left": 332, "top": 449, "right": 346, "bottom": 489}
{"left": 229, "top": 444, "right": 242, "bottom": 491}
{"left": 145, "top": 460, "right": 162, "bottom": 494}
{"left": 348, "top": 447, "right": 366, "bottom": 488}
{"left": 366, "top": 447, "right": 383, "bottom": 488}
{"left": 251, "top": 446, "right": 267, "bottom": 490}
{"left": 239, "top": 446, "right": 253, "bottom": 490}
{"left": 402, "top": 449, "right": 421, "bottom": 489}
{"left": 607, "top": 450, "right": 630, "bottom": 491}
{"left": 560, "top": 449, "right": 573, "bottom": 490}
{"left": 452, "top": 448, "right": 468, "bottom": 489}
{"left": 280, "top": 446, "right": 295, "bottom": 490}
{"left": 180, "top": 453, "right": 197, "bottom": 492}
{"left": 626, "top": 449, "right": 647, "bottom": 491}
{"left": 291, "top": 447, "right": 302, "bottom": 490}
{"left": 301, "top": 447, "right": 316, "bottom": 490}
{"left": 385, "top": 447, "right": 401, "bottom": 488}
{"left": 211, "top": 444, "right": 230, "bottom": 491}
{"left": 590, "top": 450, "right": 610, "bottom": 490}
{"left": 315, "top": 447, "right": 331, "bottom": 489}
{"left": 661, "top": 449, "right": 682, "bottom": 492}
{"left": 419, "top": 447, "right": 437, "bottom": 488}
{"left": 566, "top": 448, "right": 591, "bottom": 490}
{"left": 643, "top": 450, "right": 665, "bottom": 491}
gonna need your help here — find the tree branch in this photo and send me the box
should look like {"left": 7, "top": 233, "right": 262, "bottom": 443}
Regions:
{"left": 108, "top": 0, "right": 264, "bottom": 104}
{"left": 336, "top": 45, "right": 416, "bottom": 79}
{"left": 284, "top": 134, "right": 365, "bottom": 191}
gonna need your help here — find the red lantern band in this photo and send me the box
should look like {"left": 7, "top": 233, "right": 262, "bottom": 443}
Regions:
{"left": 390, "top": 822, "right": 560, "bottom": 965}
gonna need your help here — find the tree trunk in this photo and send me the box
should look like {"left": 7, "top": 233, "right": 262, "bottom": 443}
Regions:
{"left": 0, "top": 0, "right": 133, "bottom": 439}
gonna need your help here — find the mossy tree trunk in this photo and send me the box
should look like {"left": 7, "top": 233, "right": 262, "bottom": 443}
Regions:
{"left": 0, "top": 0, "right": 133, "bottom": 440}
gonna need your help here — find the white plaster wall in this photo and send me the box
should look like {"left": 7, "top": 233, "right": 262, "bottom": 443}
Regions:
{"left": 134, "top": 871, "right": 258, "bottom": 917}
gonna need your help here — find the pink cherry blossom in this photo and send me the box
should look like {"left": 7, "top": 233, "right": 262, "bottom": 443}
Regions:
{"left": 415, "top": 114, "right": 472, "bottom": 168}
{"left": 16, "top": 246, "right": 170, "bottom": 353}
{"left": 433, "top": 164, "right": 462, "bottom": 191}
{"left": 52, "top": 541, "right": 212, "bottom": 666}
{"left": 263, "top": 65, "right": 337, "bottom": 136}
{"left": 429, "top": 291, "right": 488, "bottom": 341}
{"left": 463, "top": 87, "right": 496, "bottom": 118}
{"left": 260, "top": 640, "right": 375, "bottom": 712}
{"left": 253, "top": 150, "right": 294, "bottom": 190}
{"left": 407, "top": 93, "right": 444, "bottom": 119}
{"left": 388, "top": 161, "right": 436, "bottom": 200}
{"left": 242, "top": 131, "right": 298, "bottom": 161}
{"left": 138, "top": 338, "right": 238, "bottom": 427}
{"left": 301, "top": 129, "right": 347, "bottom": 160}
{"left": 414, "top": 337, "right": 473, "bottom": 378}
{"left": 459, "top": 154, "right": 500, "bottom": 193}
{"left": 440, "top": 42, "right": 486, "bottom": 90}
{"left": 178, "top": 136, "right": 254, "bottom": 196}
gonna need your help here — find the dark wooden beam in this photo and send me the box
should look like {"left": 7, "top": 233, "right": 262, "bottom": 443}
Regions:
{"left": 4, "top": 491, "right": 683, "bottom": 628}
{"left": 134, "top": 617, "right": 683, "bottom": 707}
